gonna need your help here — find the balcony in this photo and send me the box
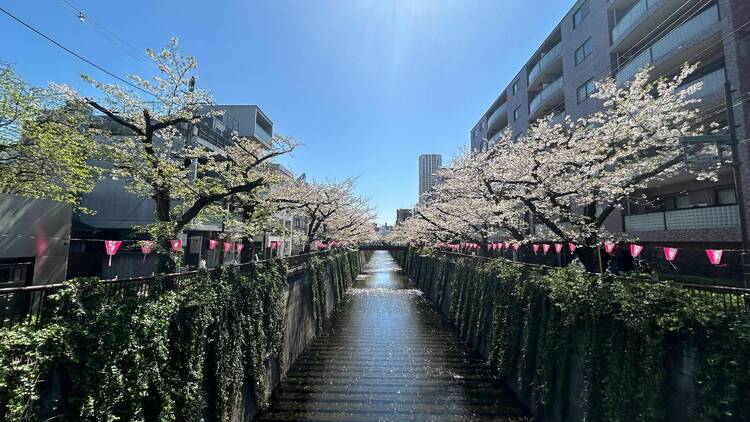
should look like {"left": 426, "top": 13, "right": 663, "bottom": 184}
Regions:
{"left": 616, "top": 5, "right": 720, "bottom": 84}
{"left": 254, "top": 124, "right": 272, "bottom": 145}
{"left": 488, "top": 130, "right": 504, "bottom": 146}
{"left": 624, "top": 204, "right": 739, "bottom": 232}
{"left": 682, "top": 67, "right": 726, "bottom": 100}
{"left": 528, "top": 43, "right": 562, "bottom": 86}
{"left": 612, "top": 0, "right": 652, "bottom": 43}
{"left": 529, "top": 76, "right": 564, "bottom": 117}
{"left": 551, "top": 111, "right": 566, "bottom": 126}
{"left": 487, "top": 102, "right": 508, "bottom": 131}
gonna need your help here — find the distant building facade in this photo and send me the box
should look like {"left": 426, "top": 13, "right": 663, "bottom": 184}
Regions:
{"left": 470, "top": 0, "right": 750, "bottom": 252}
{"left": 396, "top": 208, "right": 413, "bottom": 225}
{"left": 418, "top": 154, "right": 442, "bottom": 203}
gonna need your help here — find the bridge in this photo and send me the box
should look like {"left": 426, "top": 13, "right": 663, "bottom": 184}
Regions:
{"left": 357, "top": 244, "right": 408, "bottom": 251}
{"left": 258, "top": 251, "right": 528, "bottom": 421}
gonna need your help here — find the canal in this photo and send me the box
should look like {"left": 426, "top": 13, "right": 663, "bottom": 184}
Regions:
{"left": 258, "top": 250, "right": 529, "bottom": 421}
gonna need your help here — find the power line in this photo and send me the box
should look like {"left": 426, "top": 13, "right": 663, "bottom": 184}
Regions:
{"left": 57, "top": 0, "right": 149, "bottom": 64}
{"left": 0, "top": 5, "right": 155, "bottom": 97}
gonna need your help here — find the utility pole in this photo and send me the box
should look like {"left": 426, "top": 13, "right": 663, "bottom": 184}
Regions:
{"left": 724, "top": 80, "right": 750, "bottom": 288}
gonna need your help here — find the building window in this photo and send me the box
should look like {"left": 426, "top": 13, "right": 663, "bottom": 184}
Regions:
{"left": 513, "top": 105, "right": 521, "bottom": 121}
{"left": 573, "top": 0, "right": 589, "bottom": 28}
{"left": 512, "top": 80, "right": 519, "bottom": 95}
{"left": 575, "top": 38, "right": 593, "bottom": 65}
{"left": 663, "top": 195, "right": 691, "bottom": 211}
{"left": 717, "top": 188, "right": 737, "bottom": 205}
{"left": 577, "top": 78, "right": 596, "bottom": 103}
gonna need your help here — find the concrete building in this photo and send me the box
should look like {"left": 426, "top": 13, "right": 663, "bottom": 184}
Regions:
{"left": 0, "top": 195, "right": 72, "bottom": 287}
{"left": 418, "top": 154, "right": 442, "bottom": 203}
{"left": 470, "top": 0, "right": 750, "bottom": 253}
{"left": 396, "top": 208, "right": 413, "bottom": 226}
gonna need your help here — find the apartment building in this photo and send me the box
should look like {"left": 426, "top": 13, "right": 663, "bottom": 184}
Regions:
{"left": 471, "top": 0, "right": 750, "bottom": 249}
{"left": 418, "top": 154, "right": 443, "bottom": 204}
{"left": 70, "top": 104, "right": 278, "bottom": 278}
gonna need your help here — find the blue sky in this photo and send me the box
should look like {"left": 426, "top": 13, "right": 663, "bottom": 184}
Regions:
{"left": 2, "top": 0, "right": 571, "bottom": 224}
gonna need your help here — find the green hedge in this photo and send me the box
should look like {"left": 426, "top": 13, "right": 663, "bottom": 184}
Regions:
{"left": 395, "top": 248, "right": 750, "bottom": 421}
{"left": 0, "top": 250, "right": 361, "bottom": 421}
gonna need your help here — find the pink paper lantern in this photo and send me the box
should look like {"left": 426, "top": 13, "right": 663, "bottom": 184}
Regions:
{"left": 706, "top": 249, "right": 723, "bottom": 265}
{"left": 512, "top": 244, "right": 520, "bottom": 251}
{"left": 568, "top": 243, "right": 577, "bottom": 253}
{"left": 663, "top": 247, "right": 678, "bottom": 262}
{"left": 104, "top": 240, "right": 122, "bottom": 267}
{"left": 169, "top": 239, "right": 182, "bottom": 252}
{"left": 629, "top": 244, "right": 644, "bottom": 258}
{"left": 223, "top": 242, "right": 232, "bottom": 252}
{"left": 604, "top": 242, "right": 616, "bottom": 254}
{"left": 208, "top": 239, "right": 218, "bottom": 250}
{"left": 542, "top": 244, "right": 551, "bottom": 254}
{"left": 236, "top": 243, "right": 244, "bottom": 253}
{"left": 554, "top": 243, "right": 563, "bottom": 254}
{"left": 532, "top": 244, "right": 540, "bottom": 254}
{"left": 140, "top": 240, "right": 154, "bottom": 262}
{"left": 503, "top": 241, "right": 510, "bottom": 249}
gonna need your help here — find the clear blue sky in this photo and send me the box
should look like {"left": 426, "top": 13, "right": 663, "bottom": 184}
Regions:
{"left": 2, "top": 0, "right": 571, "bottom": 224}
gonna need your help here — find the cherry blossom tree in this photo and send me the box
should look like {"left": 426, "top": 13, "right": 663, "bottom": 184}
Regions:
{"left": 61, "top": 38, "right": 295, "bottom": 249}
{"left": 273, "top": 178, "right": 376, "bottom": 251}
{"left": 461, "top": 65, "right": 714, "bottom": 246}
{"left": 407, "top": 150, "right": 527, "bottom": 255}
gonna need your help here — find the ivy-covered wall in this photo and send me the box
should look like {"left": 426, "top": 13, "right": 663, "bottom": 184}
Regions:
{"left": 394, "top": 248, "right": 750, "bottom": 422}
{"left": 0, "top": 250, "right": 366, "bottom": 422}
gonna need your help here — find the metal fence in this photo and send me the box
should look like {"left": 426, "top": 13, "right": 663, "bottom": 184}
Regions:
{"left": 436, "top": 251, "right": 750, "bottom": 313}
{"left": 0, "top": 251, "right": 330, "bottom": 328}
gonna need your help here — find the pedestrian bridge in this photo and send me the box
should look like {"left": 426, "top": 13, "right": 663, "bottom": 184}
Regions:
{"left": 258, "top": 251, "right": 528, "bottom": 421}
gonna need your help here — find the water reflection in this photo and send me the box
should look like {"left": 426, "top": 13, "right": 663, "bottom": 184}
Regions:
{"left": 259, "top": 251, "right": 529, "bottom": 421}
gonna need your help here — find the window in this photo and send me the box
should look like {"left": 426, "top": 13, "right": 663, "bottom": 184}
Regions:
{"left": 577, "top": 78, "right": 595, "bottom": 103}
{"left": 513, "top": 105, "right": 521, "bottom": 121}
{"left": 717, "top": 188, "right": 737, "bottom": 205}
{"left": 663, "top": 195, "right": 691, "bottom": 211}
{"left": 512, "top": 80, "right": 519, "bottom": 95}
{"left": 573, "top": 0, "right": 589, "bottom": 28}
{"left": 575, "top": 38, "right": 593, "bottom": 65}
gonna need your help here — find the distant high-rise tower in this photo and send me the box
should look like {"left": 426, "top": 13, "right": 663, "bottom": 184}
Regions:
{"left": 418, "top": 154, "right": 442, "bottom": 203}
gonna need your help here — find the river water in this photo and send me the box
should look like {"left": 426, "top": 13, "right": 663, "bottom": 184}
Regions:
{"left": 258, "top": 250, "right": 528, "bottom": 421}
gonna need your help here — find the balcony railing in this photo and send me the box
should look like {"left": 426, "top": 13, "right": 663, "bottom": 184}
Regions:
{"left": 529, "top": 76, "right": 564, "bottom": 116}
{"left": 616, "top": 5, "right": 719, "bottom": 84}
{"left": 255, "top": 125, "right": 272, "bottom": 144}
{"left": 682, "top": 67, "right": 726, "bottom": 99}
{"left": 487, "top": 102, "right": 508, "bottom": 128}
{"left": 624, "top": 204, "right": 739, "bottom": 232}
{"left": 612, "top": 0, "right": 651, "bottom": 43}
{"left": 528, "top": 43, "right": 562, "bottom": 84}
{"left": 551, "top": 111, "right": 566, "bottom": 126}
{"left": 488, "top": 130, "right": 504, "bottom": 146}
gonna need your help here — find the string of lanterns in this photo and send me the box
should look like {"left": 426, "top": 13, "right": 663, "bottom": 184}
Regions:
{"left": 435, "top": 241, "right": 727, "bottom": 266}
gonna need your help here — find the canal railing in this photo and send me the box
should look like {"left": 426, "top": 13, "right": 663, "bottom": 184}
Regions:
{"left": 0, "top": 251, "right": 331, "bottom": 328}
{"left": 435, "top": 251, "right": 750, "bottom": 313}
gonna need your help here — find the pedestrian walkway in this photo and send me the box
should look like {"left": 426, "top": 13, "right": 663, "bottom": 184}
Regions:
{"left": 258, "top": 251, "right": 529, "bottom": 421}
